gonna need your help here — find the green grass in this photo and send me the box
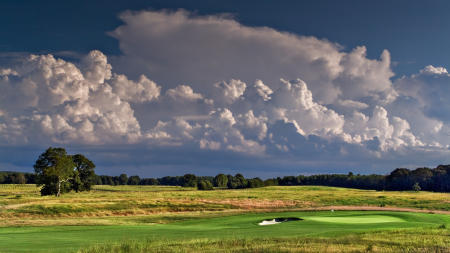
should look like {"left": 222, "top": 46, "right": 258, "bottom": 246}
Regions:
{"left": 0, "top": 185, "right": 449, "bottom": 252}
{"left": 0, "top": 211, "right": 448, "bottom": 252}
{"left": 78, "top": 228, "right": 450, "bottom": 253}
{"left": 303, "top": 214, "right": 405, "bottom": 224}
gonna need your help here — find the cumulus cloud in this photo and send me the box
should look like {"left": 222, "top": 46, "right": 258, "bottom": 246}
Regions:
{"left": 253, "top": 80, "right": 273, "bottom": 102}
{"left": 2, "top": 10, "right": 450, "bottom": 175}
{"left": 0, "top": 49, "right": 442, "bottom": 173}
{"left": 110, "top": 10, "right": 396, "bottom": 105}
{"left": 336, "top": 99, "right": 369, "bottom": 110}
{"left": 419, "top": 65, "right": 449, "bottom": 76}
{"left": 166, "top": 85, "right": 203, "bottom": 101}
{"left": 210, "top": 79, "right": 246, "bottom": 105}
{"left": 389, "top": 65, "right": 450, "bottom": 147}
{"left": 110, "top": 74, "right": 160, "bottom": 102}
{"left": 0, "top": 51, "right": 153, "bottom": 145}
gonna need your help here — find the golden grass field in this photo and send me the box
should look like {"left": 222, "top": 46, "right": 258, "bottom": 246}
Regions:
{"left": 0, "top": 184, "right": 448, "bottom": 227}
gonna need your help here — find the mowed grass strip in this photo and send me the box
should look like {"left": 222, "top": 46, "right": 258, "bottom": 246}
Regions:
{"left": 0, "top": 211, "right": 448, "bottom": 252}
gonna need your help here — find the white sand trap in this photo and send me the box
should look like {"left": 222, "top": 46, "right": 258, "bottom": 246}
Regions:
{"left": 259, "top": 219, "right": 281, "bottom": 226}
{"left": 259, "top": 217, "right": 302, "bottom": 226}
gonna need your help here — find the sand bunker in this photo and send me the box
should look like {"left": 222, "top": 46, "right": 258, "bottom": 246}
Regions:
{"left": 259, "top": 217, "right": 302, "bottom": 226}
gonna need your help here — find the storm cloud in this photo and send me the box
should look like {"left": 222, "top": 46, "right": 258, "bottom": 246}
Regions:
{"left": 1, "top": 10, "right": 449, "bottom": 176}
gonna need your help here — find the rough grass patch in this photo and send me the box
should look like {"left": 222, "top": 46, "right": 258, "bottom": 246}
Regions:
{"left": 12, "top": 204, "right": 94, "bottom": 215}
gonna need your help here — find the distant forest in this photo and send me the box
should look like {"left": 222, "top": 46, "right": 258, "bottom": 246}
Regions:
{"left": 1, "top": 165, "right": 449, "bottom": 192}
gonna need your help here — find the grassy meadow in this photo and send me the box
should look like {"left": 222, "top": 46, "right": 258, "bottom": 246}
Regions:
{"left": 0, "top": 184, "right": 449, "bottom": 252}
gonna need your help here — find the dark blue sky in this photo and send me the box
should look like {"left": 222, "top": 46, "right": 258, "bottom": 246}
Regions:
{"left": 1, "top": 0, "right": 450, "bottom": 76}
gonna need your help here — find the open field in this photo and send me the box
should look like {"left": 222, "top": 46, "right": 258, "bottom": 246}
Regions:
{"left": 1, "top": 184, "right": 449, "bottom": 224}
{"left": 0, "top": 184, "right": 449, "bottom": 252}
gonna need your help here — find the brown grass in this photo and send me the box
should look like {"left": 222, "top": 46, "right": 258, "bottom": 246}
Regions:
{"left": 0, "top": 184, "right": 449, "bottom": 227}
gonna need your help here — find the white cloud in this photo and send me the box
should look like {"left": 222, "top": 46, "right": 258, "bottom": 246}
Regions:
{"left": 3, "top": 10, "right": 450, "bottom": 174}
{"left": 237, "top": 110, "right": 268, "bottom": 141}
{"left": 81, "top": 50, "right": 112, "bottom": 84}
{"left": 110, "top": 74, "right": 161, "bottom": 102}
{"left": 166, "top": 85, "right": 203, "bottom": 101}
{"left": 389, "top": 65, "right": 450, "bottom": 147}
{"left": 336, "top": 99, "right": 369, "bottom": 110}
{"left": 419, "top": 65, "right": 449, "bottom": 76}
{"left": 0, "top": 50, "right": 427, "bottom": 155}
{"left": 110, "top": 10, "right": 395, "bottom": 105}
{"left": 253, "top": 80, "right": 273, "bottom": 102}
{"left": 211, "top": 79, "right": 246, "bottom": 105}
{"left": 0, "top": 51, "right": 142, "bottom": 145}
{"left": 270, "top": 79, "right": 345, "bottom": 137}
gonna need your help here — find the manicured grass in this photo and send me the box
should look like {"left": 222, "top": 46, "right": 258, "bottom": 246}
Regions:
{"left": 303, "top": 215, "right": 405, "bottom": 224}
{"left": 0, "top": 211, "right": 448, "bottom": 252}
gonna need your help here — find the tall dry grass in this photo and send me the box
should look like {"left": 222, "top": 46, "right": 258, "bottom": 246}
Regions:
{"left": 0, "top": 184, "right": 449, "bottom": 226}
{"left": 78, "top": 227, "right": 450, "bottom": 253}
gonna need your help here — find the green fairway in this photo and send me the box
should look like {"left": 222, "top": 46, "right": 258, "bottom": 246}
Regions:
{"left": 0, "top": 211, "right": 448, "bottom": 252}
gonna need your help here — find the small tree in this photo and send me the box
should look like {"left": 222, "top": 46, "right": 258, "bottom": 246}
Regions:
{"left": 247, "top": 177, "right": 264, "bottom": 188}
{"left": 119, "top": 174, "right": 128, "bottom": 185}
{"left": 34, "top": 147, "right": 75, "bottom": 197}
{"left": 128, "top": 175, "right": 141, "bottom": 185}
{"left": 197, "top": 180, "right": 214, "bottom": 190}
{"left": 412, "top": 182, "right": 421, "bottom": 192}
{"left": 182, "top": 174, "right": 197, "bottom": 187}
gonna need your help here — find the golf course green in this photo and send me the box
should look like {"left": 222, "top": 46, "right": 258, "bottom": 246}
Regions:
{"left": 303, "top": 214, "right": 405, "bottom": 224}
{"left": 1, "top": 211, "right": 448, "bottom": 252}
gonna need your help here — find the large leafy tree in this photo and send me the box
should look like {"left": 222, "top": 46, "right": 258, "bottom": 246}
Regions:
{"left": 34, "top": 147, "right": 75, "bottom": 196}
{"left": 71, "top": 154, "right": 96, "bottom": 192}
{"left": 118, "top": 174, "right": 128, "bottom": 185}
{"left": 227, "top": 174, "right": 248, "bottom": 189}
{"left": 127, "top": 175, "right": 141, "bottom": 185}
{"left": 182, "top": 174, "right": 197, "bottom": 187}
{"left": 213, "top": 174, "right": 228, "bottom": 188}
{"left": 34, "top": 148, "right": 96, "bottom": 196}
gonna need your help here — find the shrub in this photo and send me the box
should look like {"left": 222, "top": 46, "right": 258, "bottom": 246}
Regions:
{"left": 227, "top": 174, "right": 248, "bottom": 189}
{"left": 247, "top": 178, "right": 264, "bottom": 188}
{"left": 412, "top": 182, "right": 421, "bottom": 192}
{"left": 197, "top": 180, "right": 214, "bottom": 190}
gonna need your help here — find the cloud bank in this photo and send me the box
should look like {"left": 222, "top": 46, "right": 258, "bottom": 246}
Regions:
{"left": 1, "top": 10, "right": 450, "bottom": 176}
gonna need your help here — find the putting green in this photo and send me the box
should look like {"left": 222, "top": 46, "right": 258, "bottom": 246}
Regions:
{"left": 304, "top": 215, "right": 405, "bottom": 224}
{"left": 0, "top": 211, "right": 448, "bottom": 252}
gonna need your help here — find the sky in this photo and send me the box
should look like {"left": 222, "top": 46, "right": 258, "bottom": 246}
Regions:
{"left": 2, "top": 0, "right": 450, "bottom": 177}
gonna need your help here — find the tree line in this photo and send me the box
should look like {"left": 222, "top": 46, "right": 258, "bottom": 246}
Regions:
{"left": 93, "top": 173, "right": 265, "bottom": 190}
{"left": 91, "top": 166, "right": 450, "bottom": 192}
{"left": 1, "top": 166, "right": 449, "bottom": 192}
{"left": 0, "top": 171, "right": 35, "bottom": 184}
{"left": 1, "top": 166, "right": 449, "bottom": 193}
{"left": 0, "top": 147, "right": 449, "bottom": 194}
